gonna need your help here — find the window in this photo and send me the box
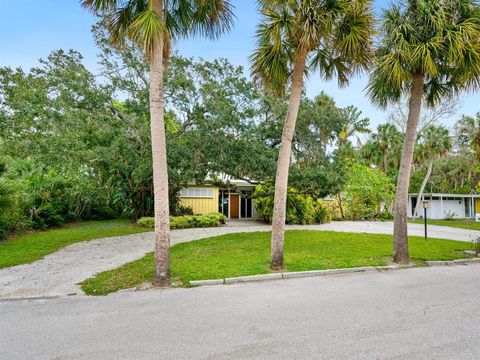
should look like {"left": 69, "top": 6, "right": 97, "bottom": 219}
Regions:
{"left": 240, "top": 191, "right": 252, "bottom": 218}
{"left": 180, "top": 187, "right": 214, "bottom": 198}
{"left": 465, "top": 198, "right": 472, "bottom": 218}
{"left": 218, "top": 190, "right": 229, "bottom": 216}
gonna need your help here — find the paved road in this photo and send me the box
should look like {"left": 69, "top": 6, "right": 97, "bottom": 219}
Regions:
{"left": 1, "top": 265, "right": 479, "bottom": 360}
{"left": 0, "top": 221, "right": 477, "bottom": 299}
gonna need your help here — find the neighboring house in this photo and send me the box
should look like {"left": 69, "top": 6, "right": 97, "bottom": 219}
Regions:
{"left": 179, "top": 179, "right": 258, "bottom": 219}
{"left": 408, "top": 193, "right": 480, "bottom": 220}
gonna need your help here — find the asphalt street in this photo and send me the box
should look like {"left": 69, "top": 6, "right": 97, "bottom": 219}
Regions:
{"left": 1, "top": 264, "right": 479, "bottom": 359}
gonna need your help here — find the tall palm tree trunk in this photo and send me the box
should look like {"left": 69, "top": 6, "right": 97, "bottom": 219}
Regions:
{"left": 393, "top": 73, "right": 424, "bottom": 264}
{"left": 270, "top": 47, "right": 307, "bottom": 269}
{"left": 412, "top": 159, "right": 433, "bottom": 220}
{"left": 383, "top": 148, "right": 388, "bottom": 174}
{"left": 150, "top": 0, "right": 171, "bottom": 286}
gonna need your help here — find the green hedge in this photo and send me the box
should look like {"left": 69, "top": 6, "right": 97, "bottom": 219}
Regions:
{"left": 253, "top": 185, "right": 331, "bottom": 225}
{"left": 137, "top": 213, "right": 227, "bottom": 230}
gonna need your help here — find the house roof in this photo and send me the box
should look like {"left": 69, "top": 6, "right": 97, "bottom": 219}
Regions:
{"left": 186, "top": 173, "right": 259, "bottom": 188}
{"left": 408, "top": 193, "right": 480, "bottom": 198}
{"left": 204, "top": 173, "right": 259, "bottom": 187}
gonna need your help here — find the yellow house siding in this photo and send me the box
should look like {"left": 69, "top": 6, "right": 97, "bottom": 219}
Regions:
{"left": 476, "top": 199, "right": 480, "bottom": 214}
{"left": 179, "top": 186, "right": 219, "bottom": 215}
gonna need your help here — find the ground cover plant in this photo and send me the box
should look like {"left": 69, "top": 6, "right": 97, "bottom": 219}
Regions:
{"left": 80, "top": 230, "right": 473, "bottom": 295}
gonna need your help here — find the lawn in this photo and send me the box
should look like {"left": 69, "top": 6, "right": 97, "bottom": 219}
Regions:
{"left": 0, "top": 219, "right": 147, "bottom": 269}
{"left": 80, "top": 230, "right": 474, "bottom": 295}
{"left": 410, "top": 218, "right": 480, "bottom": 231}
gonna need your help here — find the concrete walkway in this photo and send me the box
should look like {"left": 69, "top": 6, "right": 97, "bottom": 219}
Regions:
{"left": 0, "top": 221, "right": 477, "bottom": 299}
{"left": 2, "top": 265, "right": 480, "bottom": 360}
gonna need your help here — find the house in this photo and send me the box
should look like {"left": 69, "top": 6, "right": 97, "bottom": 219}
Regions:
{"left": 179, "top": 179, "right": 259, "bottom": 219}
{"left": 408, "top": 193, "right": 480, "bottom": 220}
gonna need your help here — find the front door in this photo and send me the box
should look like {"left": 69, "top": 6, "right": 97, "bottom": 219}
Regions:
{"left": 230, "top": 194, "right": 239, "bottom": 218}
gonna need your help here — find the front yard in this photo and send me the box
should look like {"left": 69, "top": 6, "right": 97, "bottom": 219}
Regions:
{"left": 80, "top": 230, "right": 474, "bottom": 295}
{"left": 0, "top": 220, "right": 147, "bottom": 269}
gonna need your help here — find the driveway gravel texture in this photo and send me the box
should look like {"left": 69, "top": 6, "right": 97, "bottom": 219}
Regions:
{"left": 0, "top": 221, "right": 478, "bottom": 299}
{"left": 1, "top": 265, "right": 480, "bottom": 360}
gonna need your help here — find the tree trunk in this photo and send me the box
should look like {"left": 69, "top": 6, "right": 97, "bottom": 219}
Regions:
{"left": 270, "top": 47, "right": 307, "bottom": 269}
{"left": 150, "top": 0, "right": 171, "bottom": 286}
{"left": 383, "top": 148, "right": 388, "bottom": 174}
{"left": 337, "top": 192, "right": 345, "bottom": 220}
{"left": 412, "top": 159, "right": 433, "bottom": 220}
{"left": 393, "top": 73, "right": 424, "bottom": 264}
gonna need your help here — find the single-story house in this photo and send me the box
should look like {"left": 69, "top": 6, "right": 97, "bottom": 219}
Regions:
{"left": 179, "top": 179, "right": 259, "bottom": 219}
{"left": 408, "top": 193, "right": 480, "bottom": 220}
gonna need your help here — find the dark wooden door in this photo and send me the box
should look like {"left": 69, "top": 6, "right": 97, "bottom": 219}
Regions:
{"left": 230, "top": 194, "right": 239, "bottom": 218}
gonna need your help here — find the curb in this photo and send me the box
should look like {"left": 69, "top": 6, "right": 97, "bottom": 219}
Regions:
{"left": 426, "top": 258, "right": 480, "bottom": 266}
{"left": 225, "top": 273, "right": 282, "bottom": 284}
{"left": 189, "top": 265, "right": 411, "bottom": 287}
{"left": 188, "top": 259, "right": 479, "bottom": 287}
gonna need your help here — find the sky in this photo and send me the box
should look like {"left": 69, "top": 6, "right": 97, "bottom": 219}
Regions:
{"left": 1, "top": 0, "right": 479, "bottom": 130}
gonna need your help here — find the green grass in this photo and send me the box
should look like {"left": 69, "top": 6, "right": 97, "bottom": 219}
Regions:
{"left": 410, "top": 218, "right": 480, "bottom": 231}
{"left": 0, "top": 220, "right": 147, "bottom": 269}
{"left": 80, "top": 230, "right": 474, "bottom": 296}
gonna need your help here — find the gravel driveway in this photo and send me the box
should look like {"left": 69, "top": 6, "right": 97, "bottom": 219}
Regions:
{"left": 0, "top": 221, "right": 477, "bottom": 299}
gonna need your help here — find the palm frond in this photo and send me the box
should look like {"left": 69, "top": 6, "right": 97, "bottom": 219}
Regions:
{"left": 0, "top": 179, "right": 17, "bottom": 213}
{"left": 127, "top": 8, "right": 164, "bottom": 60}
{"left": 251, "top": 0, "right": 374, "bottom": 95}
{"left": 250, "top": 5, "right": 295, "bottom": 95}
{"left": 189, "top": 0, "right": 235, "bottom": 39}
{"left": 368, "top": 0, "right": 480, "bottom": 108}
{"left": 81, "top": 0, "right": 118, "bottom": 13}
{"left": 84, "top": 0, "right": 234, "bottom": 63}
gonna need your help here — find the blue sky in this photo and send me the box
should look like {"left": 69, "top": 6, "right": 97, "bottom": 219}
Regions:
{"left": 1, "top": 0, "right": 479, "bottom": 129}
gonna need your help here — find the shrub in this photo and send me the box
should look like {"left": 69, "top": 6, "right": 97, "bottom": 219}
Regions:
{"left": 376, "top": 211, "right": 394, "bottom": 221}
{"left": 137, "top": 213, "right": 226, "bottom": 230}
{"left": 137, "top": 217, "right": 155, "bottom": 228}
{"left": 313, "top": 200, "right": 331, "bottom": 224}
{"left": 170, "top": 204, "right": 194, "bottom": 217}
{"left": 474, "top": 236, "right": 480, "bottom": 257}
{"left": 0, "top": 217, "right": 10, "bottom": 240}
{"left": 0, "top": 179, "right": 19, "bottom": 239}
{"left": 343, "top": 164, "right": 395, "bottom": 220}
{"left": 253, "top": 185, "right": 331, "bottom": 225}
{"left": 2, "top": 159, "right": 119, "bottom": 232}
{"left": 31, "top": 203, "right": 66, "bottom": 229}
{"left": 444, "top": 211, "right": 457, "bottom": 220}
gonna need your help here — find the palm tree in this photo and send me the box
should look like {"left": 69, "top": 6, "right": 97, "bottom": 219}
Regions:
{"left": 251, "top": 0, "right": 374, "bottom": 269}
{"left": 82, "top": 0, "right": 234, "bottom": 286}
{"left": 337, "top": 106, "right": 371, "bottom": 147}
{"left": 0, "top": 179, "right": 16, "bottom": 214}
{"left": 367, "top": 0, "right": 480, "bottom": 264}
{"left": 412, "top": 125, "right": 452, "bottom": 219}
{"left": 371, "top": 123, "right": 402, "bottom": 174}
{"left": 455, "top": 113, "right": 480, "bottom": 161}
